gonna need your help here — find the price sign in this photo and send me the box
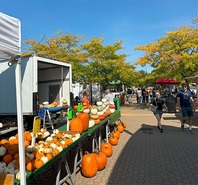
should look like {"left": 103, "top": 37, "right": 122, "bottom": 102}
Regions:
{"left": 32, "top": 116, "right": 41, "bottom": 134}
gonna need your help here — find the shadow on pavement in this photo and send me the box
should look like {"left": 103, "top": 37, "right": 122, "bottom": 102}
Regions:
{"left": 107, "top": 122, "right": 198, "bottom": 184}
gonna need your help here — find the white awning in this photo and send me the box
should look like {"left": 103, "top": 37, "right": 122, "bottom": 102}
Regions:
{"left": 0, "top": 12, "right": 21, "bottom": 60}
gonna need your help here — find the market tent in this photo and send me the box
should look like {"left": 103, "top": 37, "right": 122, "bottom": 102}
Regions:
{"left": 0, "top": 12, "right": 21, "bottom": 60}
{"left": 0, "top": 12, "right": 26, "bottom": 184}
{"left": 155, "top": 78, "right": 180, "bottom": 85}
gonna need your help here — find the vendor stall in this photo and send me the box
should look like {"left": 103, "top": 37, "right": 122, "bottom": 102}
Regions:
{"left": 13, "top": 110, "right": 121, "bottom": 185}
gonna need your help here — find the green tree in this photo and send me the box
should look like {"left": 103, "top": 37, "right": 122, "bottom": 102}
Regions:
{"left": 134, "top": 26, "right": 198, "bottom": 83}
{"left": 23, "top": 32, "right": 87, "bottom": 83}
{"left": 81, "top": 37, "right": 136, "bottom": 91}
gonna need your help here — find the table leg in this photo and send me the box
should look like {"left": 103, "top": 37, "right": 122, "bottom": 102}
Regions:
{"left": 46, "top": 109, "right": 54, "bottom": 130}
{"left": 56, "top": 155, "right": 73, "bottom": 185}
{"left": 106, "top": 119, "right": 111, "bottom": 142}
{"left": 92, "top": 132, "right": 99, "bottom": 152}
{"left": 72, "top": 143, "right": 83, "bottom": 184}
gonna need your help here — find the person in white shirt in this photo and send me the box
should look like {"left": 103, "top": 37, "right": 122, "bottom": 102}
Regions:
{"left": 136, "top": 88, "right": 142, "bottom": 104}
{"left": 104, "top": 90, "right": 114, "bottom": 102}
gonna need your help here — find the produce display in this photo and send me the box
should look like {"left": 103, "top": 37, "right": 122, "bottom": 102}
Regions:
{"left": 0, "top": 98, "right": 122, "bottom": 182}
{"left": 81, "top": 119, "right": 127, "bottom": 178}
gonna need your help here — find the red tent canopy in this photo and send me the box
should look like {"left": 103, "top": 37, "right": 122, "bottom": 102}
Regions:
{"left": 155, "top": 78, "right": 180, "bottom": 85}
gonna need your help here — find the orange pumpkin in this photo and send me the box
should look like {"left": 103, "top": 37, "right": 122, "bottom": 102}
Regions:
{"left": 0, "top": 139, "right": 9, "bottom": 145}
{"left": 26, "top": 161, "right": 36, "bottom": 171}
{"left": 45, "top": 153, "right": 53, "bottom": 161}
{"left": 100, "top": 142, "right": 113, "bottom": 157}
{"left": 13, "top": 153, "right": 20, "bottom": 160}
{"left": 52, "top": 101, "right": 58, "bottom": 107}
{"left": 69, "top": 117, "right": 83, "bottom": 134}
{"left": 94, "top": 119, "right": 100, "bottom": 125}
{"left": 81, "top": 152, "right": 98, "bottom": 178}
{"left": 33, "top": 150, "right": 45, "bottom": 159}
{"left": 8, "top": 144, "right": 18, "bottom": 155}
{"left": 56, "top": 132, "right": 63, "bottom": 139}
{"left": 24, "top": 131, "right": 32, "bottom": 142}
{"left": 24, "top": 140, "right": 30, "bottom": 147}
{"left": 94, "top": 151, "right": 107, "bottom": 171}
{"left": 117, "top": 124, "right": 124, "bottom": 133}
{"left": 109, "top": 134, "right": 118, "bottom": 146}
{"left": 52, "top": 148, "right": 60, "bottom": 157}
{"left": 77, "top": 112, "right": 89, "bottom": 131}
{"left": 3, "top": 154, "right": 13, "bottom": 164}
{"left": 64, "top": 138, "right": 73, "bottom": 146}
{"left": 111, "top": 130, "right": 120, "bottom": 139}
{"left": 34, "top": 159, "right": 44, "bottom": 169}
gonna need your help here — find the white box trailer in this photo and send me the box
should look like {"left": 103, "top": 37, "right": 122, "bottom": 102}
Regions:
{"left": 0, "top": 55, "right": 72, "bottom": 116}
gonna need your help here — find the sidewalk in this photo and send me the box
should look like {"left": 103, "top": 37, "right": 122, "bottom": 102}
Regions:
{"left": 73, "top": 100, "right": 198, "bottom": 185}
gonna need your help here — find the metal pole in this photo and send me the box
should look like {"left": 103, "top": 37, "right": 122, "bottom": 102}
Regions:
{"left": 15, "top": 59, "right": 26, "bottom": 185}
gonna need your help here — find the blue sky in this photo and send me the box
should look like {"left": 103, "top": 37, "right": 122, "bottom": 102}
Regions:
{"left": 1, "top": 0, "right": 198, "bottom": 72}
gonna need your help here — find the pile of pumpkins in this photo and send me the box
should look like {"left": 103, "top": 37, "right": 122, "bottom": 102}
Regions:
{"left": 72, "top": 98, "right": 116, "bottom": 132}
{"left": 0, "top": 129, "right": 80, "bottom": 180}
{"left": 0, "top": 98, "right": 117, "bottom": 180}
{"left": 81, "top": 120, "right": 126, "bottom": 178}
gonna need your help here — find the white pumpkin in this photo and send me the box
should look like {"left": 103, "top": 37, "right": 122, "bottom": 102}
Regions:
{"left": 0, "top": 146, "right": 6, "bottom": 156}
{"left": 56, "top": 146, "right": 63, "bottom": 152}
{"left": 9, "top": 136, "right": 16, "bottom": 140}
{"left": 50, "top": 133, "right": 56, "bottom": 137}
{"left": 53, "top": 129, "right": 59, "bottom": 134}
{"left": 60, "top": 140, "right": 66, "bottom": 145}
{"left": 97, "top": 111, "right": 104, "bottom": 116}
{"left": 63, "top": 133, "right": 72, "bottom": 139}
{"left": 16, "top": 171, "right": 27, "bottom": 180}
{"left": 0, "top": 122, "right": 3, "bottom": 128}
{"left": 101, "top": 104, "right": 106, "bottom": 109}
{"left": 102, "top": 98, "right": 107, "bottom": 103}
{"left": 110, "top": 108, "right": 115, "bottom": 113}
{"left": 43, "top": 131, "right": 50, "bottom": 137}
{"left": 45, "top": 136, "right": 53, "bottom": 143}
{"left": 50, "top": 143, "right": 57, "bottom": 149}
{"left": 91, "top": 108, "right": 98, "bottom": 115}
{"left": 83, "top": 108, "right": 90, "bottom": 113}
{"left": 96, "top": 101, "right": 103, "bottom": 106}
{"left": 41, "top": 156, "right": 49, "bottom": 164}
{"left": 43, "top": 147, "right": 52, "bottom": 154}
{"left": 89, "top": 120, "right": 95, "bottom": 128}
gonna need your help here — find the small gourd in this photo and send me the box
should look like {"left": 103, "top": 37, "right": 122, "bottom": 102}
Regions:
{"left": 89, "top": 120, "right": 95, "bottom": 128}
{"left": 16, "top": 171, "right": 27, "bottom": 180}
{"left": 91, "top": 108, "right": 98, "bottom": 115}
{"left": 41, "top": 156, "right": 49, "bottom": 164}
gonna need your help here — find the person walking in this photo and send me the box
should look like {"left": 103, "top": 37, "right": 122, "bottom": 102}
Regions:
{"left": 150, "top": 91, "right": 168, "bottom": 133}
{"left": 136, "top": 88, "right": 142, "bottom": 104}
{"left": 176, "top": 83, "right": 194, "bottom": 133}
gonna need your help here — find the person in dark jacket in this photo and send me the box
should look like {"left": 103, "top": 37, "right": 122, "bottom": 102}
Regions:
{"left": 150, "top": 91, "right": 168, "bottom": 133}
{"left": 176, "top": 83, "right": 194, "bottom": 133}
